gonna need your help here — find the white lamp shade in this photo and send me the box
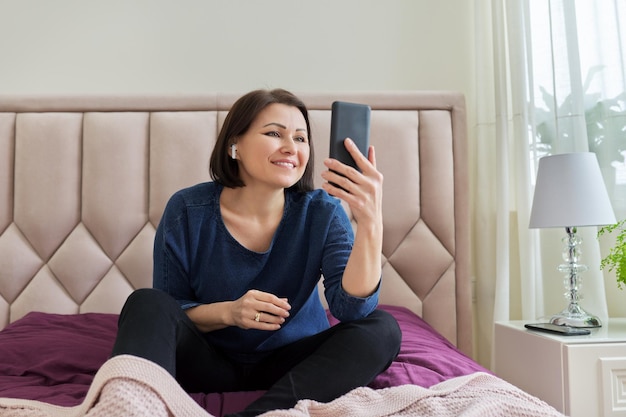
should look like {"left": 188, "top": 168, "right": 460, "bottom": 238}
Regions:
{"left": 529, "top": 152, "right": 616, "bottom": 228}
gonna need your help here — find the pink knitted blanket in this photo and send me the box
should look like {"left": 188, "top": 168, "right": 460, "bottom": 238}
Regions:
{"left": 0, "top": 355, "right": 564, "bottom": 417}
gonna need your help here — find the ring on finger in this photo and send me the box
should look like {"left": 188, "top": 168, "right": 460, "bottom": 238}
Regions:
{"left": 254, "top": 312, "right": 261, "bottom": 322}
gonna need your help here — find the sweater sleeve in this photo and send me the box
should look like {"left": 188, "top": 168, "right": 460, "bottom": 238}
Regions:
{"left": 152, "top": 193, "right": 201, "bottom": 310}
{"left": 320, "top": 205, "right": 380, "bottom": 321}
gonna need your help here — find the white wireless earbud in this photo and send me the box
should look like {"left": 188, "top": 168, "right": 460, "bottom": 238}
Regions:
{"left": 231, "top": 144, "right": 237, "bottom": 160}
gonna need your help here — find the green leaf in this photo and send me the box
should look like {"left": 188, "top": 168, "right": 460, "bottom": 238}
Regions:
{"left": 598, "top": 219, "right": 626, "bottom": 290}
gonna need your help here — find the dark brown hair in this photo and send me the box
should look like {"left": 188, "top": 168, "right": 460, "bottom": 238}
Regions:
{"left": 209, "top": 88, "right": 314, "bottom": 193}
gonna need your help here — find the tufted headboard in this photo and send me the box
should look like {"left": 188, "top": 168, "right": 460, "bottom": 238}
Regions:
{"left": 0, "top": 92, "right": 471, "bottom": 356}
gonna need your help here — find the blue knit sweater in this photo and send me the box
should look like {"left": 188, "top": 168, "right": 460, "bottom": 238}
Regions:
{"left": 153, "top": 182, "right": 379, "bottom": 362}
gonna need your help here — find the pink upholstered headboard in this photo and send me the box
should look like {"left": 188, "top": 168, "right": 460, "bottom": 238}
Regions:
{"left": 0, "top": 92, "right": 470, "bottom": 355}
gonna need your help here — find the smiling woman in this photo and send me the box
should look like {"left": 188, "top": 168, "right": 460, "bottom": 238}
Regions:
{"left": 110, "top": 88, "right": 400, "bottom": 417}
{"left": 209, "top": 89, "right": 315, "bottom": 193}
{"left": 231, "top": 104, "right": 310, "bottom": 192}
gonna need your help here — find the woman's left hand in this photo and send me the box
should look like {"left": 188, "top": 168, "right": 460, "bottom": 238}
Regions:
{"left": 321, "top": 138, "right": 383, "bottom": 226}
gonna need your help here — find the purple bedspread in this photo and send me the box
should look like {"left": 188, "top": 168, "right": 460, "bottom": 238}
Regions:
{"left": 0, "top": 305, "right": 488, "bottom": 416}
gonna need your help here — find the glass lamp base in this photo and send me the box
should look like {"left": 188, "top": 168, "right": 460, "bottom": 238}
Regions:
{"left": 549, "top": 305, "right": 602, "bottom": 328}
{"left": 548, "top": 227, "right": 603, "bottom": 329}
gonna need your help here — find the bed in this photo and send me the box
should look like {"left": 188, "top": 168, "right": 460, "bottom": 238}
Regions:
{"left": 0, "top": 92, "right": 563, "bottom": 416}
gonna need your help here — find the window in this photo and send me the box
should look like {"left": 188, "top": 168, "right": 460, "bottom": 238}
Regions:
{"left": 528, "top": 0, "right": 626, "bottom": 219}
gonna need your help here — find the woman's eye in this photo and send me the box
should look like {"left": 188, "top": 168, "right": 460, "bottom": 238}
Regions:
{"left": 265, "top": 131, "right": 280, "bottom": 137}
{"left": 295, "top": 136, "right": 307, "bottom": 143}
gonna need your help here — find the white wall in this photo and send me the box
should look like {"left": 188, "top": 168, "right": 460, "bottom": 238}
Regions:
{"left": 0, "top": 0, "right": 475, "bottom": 98}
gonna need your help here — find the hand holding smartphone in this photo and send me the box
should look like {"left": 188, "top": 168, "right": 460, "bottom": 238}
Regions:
{"left": 329, "top": 101, "right": 371, "bottom": 171}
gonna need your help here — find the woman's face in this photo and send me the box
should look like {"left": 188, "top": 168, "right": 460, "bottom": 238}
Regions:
{"left": 234, "top": 103, "right": 310, "bottom": 190}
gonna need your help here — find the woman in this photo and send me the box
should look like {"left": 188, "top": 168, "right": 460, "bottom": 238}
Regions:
{"left": 112, "top": 88, "right": 401, "bottom": 417}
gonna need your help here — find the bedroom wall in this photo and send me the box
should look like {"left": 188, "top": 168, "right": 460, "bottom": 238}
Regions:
{"left": 0, "top": 0, "right": 475, "bottom": 97}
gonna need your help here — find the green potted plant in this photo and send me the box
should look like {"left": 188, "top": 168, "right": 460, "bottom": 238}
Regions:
{"left": 598, "top": 219, "right": 626, "bottom": 289}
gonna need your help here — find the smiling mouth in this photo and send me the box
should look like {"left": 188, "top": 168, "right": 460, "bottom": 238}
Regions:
{"left": 273, "top": 161, "right": 296, "bottom": 168}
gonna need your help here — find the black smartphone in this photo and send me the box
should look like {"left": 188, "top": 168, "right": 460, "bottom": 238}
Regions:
{"left": 329, "top": 101, "right": 371, "bottom": 171}
{"left": 524, "top": 323, "right": 591, "bottom": 336}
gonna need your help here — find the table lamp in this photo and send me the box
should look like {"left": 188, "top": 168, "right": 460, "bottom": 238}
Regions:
{"left": 529, "top": 152, "right": 616, "bottom": 327}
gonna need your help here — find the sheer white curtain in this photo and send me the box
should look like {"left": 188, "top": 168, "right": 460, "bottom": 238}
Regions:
{"left": 472, "top": 0, "right": 626, "bottom": 368}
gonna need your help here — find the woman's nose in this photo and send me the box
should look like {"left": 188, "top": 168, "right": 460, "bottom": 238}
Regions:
{"left": 281, "top": 138, "right": 297, "bottom": 153}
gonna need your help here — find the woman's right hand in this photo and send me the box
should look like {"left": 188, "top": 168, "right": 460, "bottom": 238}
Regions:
{"left": 229, "top": 289, "right": 291, "bottom": 330}
{"left": 186, "top": 289, "right": 291, "bottom": 332}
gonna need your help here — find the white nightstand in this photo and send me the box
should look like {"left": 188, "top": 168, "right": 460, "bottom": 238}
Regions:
{"left": 494, "top": 319, "right": 626, "bottom": 417}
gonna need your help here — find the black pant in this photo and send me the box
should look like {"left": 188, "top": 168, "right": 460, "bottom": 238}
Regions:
{"left": 111, "top": 288, "right": 401, "bottom": 417}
